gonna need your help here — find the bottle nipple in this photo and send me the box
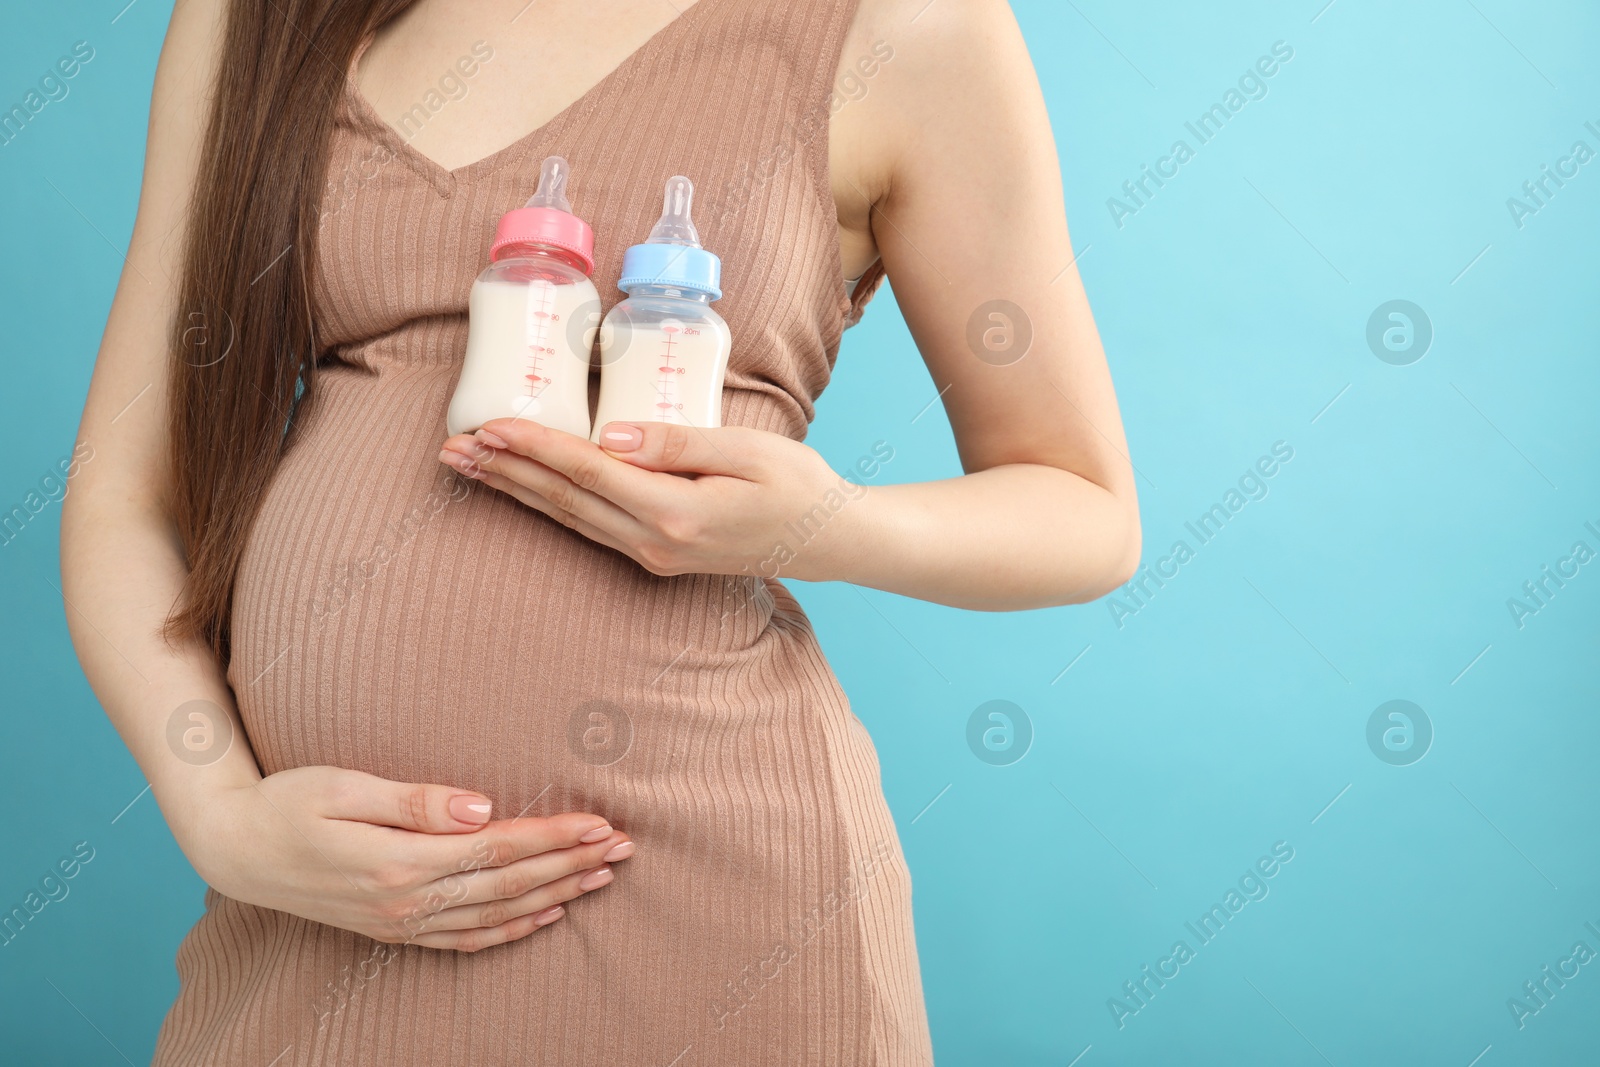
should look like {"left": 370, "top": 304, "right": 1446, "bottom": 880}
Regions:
{"left": 616, "top": 174, "right": 721, "bottom": 299}
{"left": 526, "top": 155, "right": 574, "bottom": 213}
{"left": 644, "top": 176, "right": 702, "bottom": 247}
{"left": 489, "top": 155, "right": 595, "bottom": 272}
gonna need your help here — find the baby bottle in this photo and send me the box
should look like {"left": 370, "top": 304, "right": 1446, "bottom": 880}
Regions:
{"left": 591, "top": 176, "right": 730, "bottom": 440}
{"left": 447, "top": 155, "right": 599, "bottom": 439}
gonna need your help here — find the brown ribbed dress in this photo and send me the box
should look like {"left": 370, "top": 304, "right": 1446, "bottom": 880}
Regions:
{"left": 151, "top": 0, "right": 930, "bottom": 1064}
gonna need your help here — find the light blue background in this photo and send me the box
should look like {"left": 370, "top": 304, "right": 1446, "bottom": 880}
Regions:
{"left": 3, "top": 1, "right": 1598, "bottom": 1064}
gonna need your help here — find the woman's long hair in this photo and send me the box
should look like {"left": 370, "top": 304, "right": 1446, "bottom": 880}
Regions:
{"left": 164, "top": 0, "right": 416, "bottom": 661}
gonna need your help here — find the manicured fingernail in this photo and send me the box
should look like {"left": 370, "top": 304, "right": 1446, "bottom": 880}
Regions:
{"left": 448, "top": 795, "right": 492, "bottom": 824}
{"left": 533, "top": 905, "right": 565, "bottom": 926}
{"left": 439, "top": 449, "right": 476, "bottom": 472}
{"left": 579, "top": 866, "right": 614, "bottom": 891}
{"left": 599, "top": 424, "right": 642, "bottom": 451}
{"left": 475, "top": 429, "right": 509, "bottom": 449}
{"left": 602, "top": 840, "right": 635, "bottom": 862}
{"left": 579, "top": 824, "right": 613, "bottom": 843}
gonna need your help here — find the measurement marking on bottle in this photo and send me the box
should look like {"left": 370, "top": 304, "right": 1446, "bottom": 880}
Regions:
{"left": 524, "top": 281, "right": 558, "bottom": 398}
{"left": 653, "top": 324, "right": 685, "bottom": 419}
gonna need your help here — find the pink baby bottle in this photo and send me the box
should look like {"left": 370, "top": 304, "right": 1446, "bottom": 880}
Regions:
{"left": 447, "top": 155, "right": 599, "bottom": 439}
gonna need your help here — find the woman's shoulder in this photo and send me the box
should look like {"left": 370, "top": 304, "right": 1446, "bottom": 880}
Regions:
{"left": 841, "top": 0, "right": 1029, "bottom": 73}
{"left": 156, "top": 0, "right": 230, "bottom": 93}
{"left": 145, "top": 0, "right": 231, "bottom": 212}
{"left": 834, "top": 0, "right": 1044, "bottom": 154}
{"left": 830, "top": 0, "right": 1040, "bottom": 211}
{"left": 67, "top": 0, "right": 233, "bottom": 505}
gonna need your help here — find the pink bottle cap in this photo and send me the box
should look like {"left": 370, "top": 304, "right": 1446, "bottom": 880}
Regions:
{"left": 488, "top": 156, "right": 596, "bottom": 273}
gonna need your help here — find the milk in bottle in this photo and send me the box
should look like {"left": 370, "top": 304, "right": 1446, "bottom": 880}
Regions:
{"left": 591, "top": 176, "right": 730, "bottom": 438}
{"left": 447, "top": 156, "right": 599, "bottom": 439}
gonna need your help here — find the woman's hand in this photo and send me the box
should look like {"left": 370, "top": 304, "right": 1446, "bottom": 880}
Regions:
{"left": 186, "top": 765, "right": 635, "bottom": 952}
{"left": 438, "top": 418, "right": 872, "bottom": 581}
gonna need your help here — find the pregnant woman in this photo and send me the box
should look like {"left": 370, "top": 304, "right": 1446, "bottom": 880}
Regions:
{"left": 61, "top": 0, "right": 1139, "bottom": 1062}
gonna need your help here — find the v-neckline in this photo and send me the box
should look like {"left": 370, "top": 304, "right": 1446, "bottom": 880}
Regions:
{"left": 344, "top": 1, "right": 712, "bottom": 197}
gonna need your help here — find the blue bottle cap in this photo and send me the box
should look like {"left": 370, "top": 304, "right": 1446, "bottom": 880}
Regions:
{"left": 616, "top": 176, "right": 723, "bottom": 300}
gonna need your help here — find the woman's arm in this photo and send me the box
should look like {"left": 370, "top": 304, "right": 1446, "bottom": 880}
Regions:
{"left": 442, "top": 0, "right": 1139, "bottom": 610}
{"left": 812, "top": 0, "right": 1141, "bottom": 608}
{"left": 62, "top": 0, "right": 631, "bottom": 951}
{"left": 60, "top": 0, "right": 264, "bottom": 840}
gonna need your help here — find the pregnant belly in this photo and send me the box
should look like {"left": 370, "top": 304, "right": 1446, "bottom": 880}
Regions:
{"left": 208, "top": 363, "right": 924, "bottom": 1065}
{"left": 224, "top": 362, "right": 788, "bottom": 808}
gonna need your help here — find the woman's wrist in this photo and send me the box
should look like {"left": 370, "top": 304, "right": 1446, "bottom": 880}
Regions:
{"left": 153, "top": 758, "right": 263, "bottom": 868}
{"left": 780, "top": 477, "right": 899, "bottom": 587}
